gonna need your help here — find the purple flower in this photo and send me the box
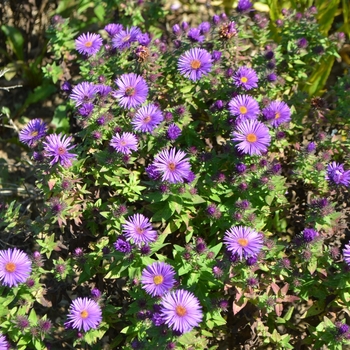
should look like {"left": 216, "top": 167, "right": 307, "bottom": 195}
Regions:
{"left": 232, "top": 120, "right": 271, "bottom": 156}
{"left": 198, "top": 21, "right": 211, "bottom": 34}
{"left": 343, "top": 242, "right": 350, "bottom": 266}
{"left": 78, "top": 102, "right": 94, "bottom": 117}
{"left": 228, "top": 94, "right": 260, "bottom": 121}
{"left": 297, "top": 38, "right": 308, "bottom": 48}
{"left": 0, "top": 334, "right": 9, "bottom": 349}
{"left": 146, "top": 164, "right": 161, "bottom": 180}
{"left": 160, "top": 289, "right": 203, "bottom": 334}
{"left": 178, "top": 48, "right": 213, "bottom": 82}
{"left": 122, "top": 214, "right": 158, "bottom": 246}
{"left": 172, "top": 24, "right": 181, "bottom": 36}
{"left": 75, "top": 33, "right": 103, "bottom": 56}
{"left": 302, "top": 228, "right": 319, "bottom": 243}
{"left": 306, "top": 142, "right": 316, "bottom": 153}
{"left": 167, "top": 123, "right": 182, "bottom": 140}
{"left": 70, "top": 82, "right": 97, "bottom": 107}
{"left": 137, "top": 33, "right": 151, "bottom": 46}
{"left": 0, "top": 248, "right": 32, "bottom": 287}
{"left": 141, "top": 262, "right": 176, "bottom": 297}
{"left": 132, "top": 104, "right": 163, "bottom": 132}
{"left": 266, "top": 73, "right": 277, "bottom": 82}
{"left": 262, "top": 101, "right": 291, "bottom": 127}
{"left": 113, "top": 236, "right": 132, "bottom": 254}
{"left": 43, "top": 133, "right": 77, "bottom": 167}
{"left": 112, "top": 26, "right": 141, "bottom": 50}
{"left": 233, "top": 66, "right": 259, "bottom": 90}
{"left": 110, "top": 132, "right": 138, "bottom": 155}
{"left": 152, "top": 312, "right": 165, "bottom": 326}
{"left": 237, "top": 0, "right": 253, "bottom": 12}
{"left": 65, "top": 297, "right": 102, "bottom": 332}
{"left": 187, "top": 28, "right": 205, "bottom": 42}
{"left": 96, "top": 84, "right": 112, "bottom": 97}
{"left": 223, "top": 226, "right": 263, "bottom": 260}
{"left": 19, "top": 118, "right": 47, "bottom": 147}
{"left": 104, "top": 23, "right": 123, "bottom": 37}
{"left": 326, "top": 162, "right": 350, "bottom": 186}
{"left": 113, "top": 73, "right": 149, "bottom": 109}
{"left": 152, "top": 148, "right": 192, "bottom": 184}
{"left": 211, "top": 50, "right": 222, "bottom": 62}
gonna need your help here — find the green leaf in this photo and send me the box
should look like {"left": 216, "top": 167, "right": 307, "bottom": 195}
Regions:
{"left": 94, "top": 4, "right": 105, "bottom": 22}
{"left": 315, "top": 0, "right": 341, "bottom": 35}
{"left": 1, "top": 25, "right": 24, "bottom": 60}
{"left": 51, "top": 104, "right": 70, "bottom": 134}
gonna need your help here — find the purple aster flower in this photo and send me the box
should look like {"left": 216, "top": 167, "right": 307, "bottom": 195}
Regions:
{"left": 78, "top": 102, "right": 94, "bottom": 117}
{"left": 113, "top": 73, "right": 148, "bottom": 109}
{"left": 65, "top": 297, "right": 102, "bottom": 332}
{"left": 19, "top": 118, "right": 47, "bottom": 147}
{"left": 137, "top": 33, "right": 151, "bottom": 46}
{"left": 43, "top": 133, "right": 77, "bottom": 167}
{"left": 132, "top": 104, "right": 163, "bottom": 132}
{"left": 228, "top": 94, "right": 260, "bottom": 121}
{"left": 167, "top": 124, "right": 182, "bottom": 140}
{"left": 0, "top": 248, "right": 32, "bottom": 287}
{"left": 172, "top": 24, "right": 181, "bottom": 36}
{"left": 343, "top": 242, "right": 350, "bottom": 266}
{"left": 187, "top": 27, "right": 205, "bottom": 42}
{"left": 91, "top": 288, "right": 101, "bottom": 300}
{"left": 104, "top": 23, "right": 123, "bottom": 37}
{"left": 160, "top": 289, "right": 203, "bottom": 334}
{"left": 262, "top": 101, "right": 291, "bottom": 127}
{"left": 211, "top": 50, "right": 222, "bottom": 62}
{"left": 75, "top": 33, "right": 103, "bottom": 56}
{"left": 141, "top": 261, "right": 176, "bottom": 297}
{"left": 297, "top": 37, "right": 308, "bottom": 49}
{"left": 237, "top": 0, "right": 253, "bottom": 12}
{"left": 114, "top": 236, "right": 132, "bottom": 253}
{"left": 266, "top": 73, "right": 277, "bottom": 82}
{"left": 152, "top": 312, "right": 165, "bottom": 326}
{"left": 110, "top": 132, "right": 138, "bottom": 155}
{"left": 122, "top": 213, "right": 158, "bottom": 246}
{"left": 112, "top": 26, "right": 141, "bottom": 50}
{"left": 0, "top": 334, "right": 9, "bottom": 349}
{"left": 96, "top": 84, "right": 112, "bottom": 97}
{"left": 152, "top": 148, "right": 192, "bottom": 184}
{"left": 302, "top": 228, "right": 319, "bottom": 243}
{"left": 178, "top": 48, "right": 213, "bottom": 82}
{"left": 233, "top": 66, "right": 259, "bottom": 90}
{"left": 146, "top": 164, "right": 161, "bottom": 180}
{"left": 198, "top": 21, "right": 211, "bottom": 34}
{"left": 70, "top": 82, "right": 97, "bottom": 107}
{"left": 224, "top": 226, "right": 263, "bottom": 260}
{"left": 61, "top": 81, "right": 72, "bottom": 92}
{"left": 306, "top": 142, "right": 316, "bottom": 153}
{"left": 326, "top": 162, "right": 350, "bottom": 186}
{"left": 232, "top": 119, "right": 271, "bottom": 156}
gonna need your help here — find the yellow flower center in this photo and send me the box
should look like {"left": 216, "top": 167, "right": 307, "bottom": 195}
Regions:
{"left": 5, "top": 262, "right": 16, "bottom": 273}
{"left": 30, "top": 130, "right": 39, "bottom": 137}
{"left": 84, "top": 41, "right": 93, "bottom": 48}
{"left": 246, "top": 133, "right": 257, "bottom": 143}
{"left": 122, "top": 34, "right": 131, "bottom": 42}
{"left": 168, "top": 162, "right": 176, "bottom": 171}
{"left": 175, "top": 305, "right": 187, "bottom": 317}
{"left": 275, "top": 112, "right": 280, "bottom": 119}
{"left": 237, "top": 238, "right": 249, "bottom": 247}
{"left": 80, "top": 310, "right": 89, "bottom": 319}
{"left": 191, "top": 59, "right": 201, "bottom": 70}
{"left": 125, "top": 87, "right": 135, "bottom": 96}
{"left": 239, "top": 106, "right": 247, "bottom": 114}
{"left": 240, "top": 76, "right": 248, "bottom": 83}
{"left": 143, "top": 115, "right": 151, "bottom": 123}
{"left": 136, "top": 226, "right": 144, "bottom": 235}
{"left": 153, "top": 275, "right": 164, "bottom": 285}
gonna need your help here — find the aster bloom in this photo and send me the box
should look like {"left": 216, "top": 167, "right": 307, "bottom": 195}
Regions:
{"left": 237, "top": 0, "right": 253, "bottom": 12}
{"left": 160, "top": 289, "right": 203, "bottom": 334}
{"left": 0, "top": 248, "right": 32, "bottom": 287}
{"left": 43, "top": 133, "right": 77, "bottom": 167}
{"left": 141, "top": 262, "right": 176, "bottom": 297}
{"left": 75, "top": 33, "right": 103, "bottom": 56}
{"left": 233, "top": 66, "right": 259, "bottom": 90}
{"left": 167, "top": 124, "right": 182, "bottom": 140}
{"left": 262, "top": 101, "right": 291, "bottom": 127}
{"left": 65, "top": 297, "right": 102, "bottom": 332}
{"left": 223, "top": 226, "right": 263, "bottom": 260}
{"left": 96, "top": 84, "right": 112, "bottom": 97}
{"left": 112, "top": 26, "right": 141, "bottom": 50}
{"left": 113, "top": 73, "right": 149, "bottom": 109}
{"left": 187, "top": 28, "right": 205, "bottom": 43}
{"left": 302, "top": 228, "right": 319, "bottom": 243}
{"left": 152, "top": 148, "right": 192, "bottom": 184}
{"left": 0, "top": 334, "right": 8, "bottom": 349}
{"left": 78, "top": 102, "right": 94, "bottom": 117}
{"left": 114, "top": 236, "right": 132, "bottom": 254}
{"left": 110, "top": 132, "right": 138, "bottom": 155}
{"left": 343, "top": 242, "right": 350, "bottom": 267}
{"left": 70, "top": 82, "right": 97, "bottom": 107}
{"left": 178, "top": 48, "right": 213, "bottom": 82}
{"left": 326, "top": 162, "right": 350, "bottom": 186}
{"left": 137, "top": 33, "right": 151, "bottom": 46}
{"left": 228, "top": 94, "right": 260, "bottom": 121}
{"left": 122, "top": 213, "right": 158, "bottom": 246}
{"left": 132, "top": 104, "right": 164, "bottom": 132}
{"left": 104, "top": 23, "right": 123, "bottom": 37}
{"left": 232, "top": 119, "right": 271, "bottom": 156}
{"left": 198, "top": 21, "right": 211, "bottom": 34}
{"left": 19, "top": 118, "right": 47, "bottom": 147}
